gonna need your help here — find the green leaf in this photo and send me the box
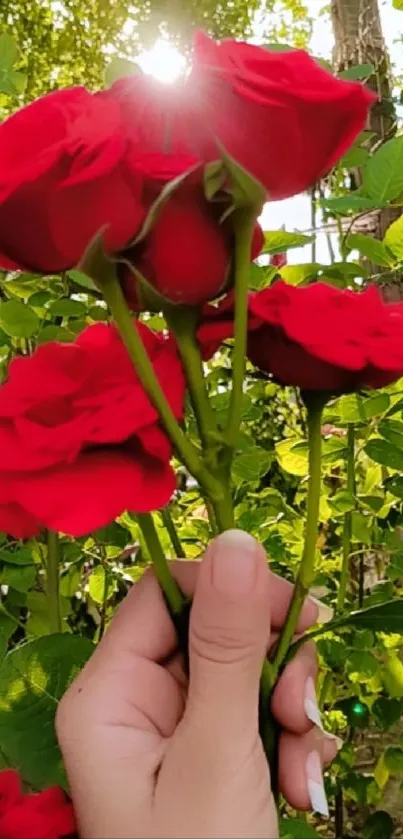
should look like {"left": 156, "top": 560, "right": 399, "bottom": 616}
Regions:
{"left": 279, "top": 818, "right": 321, "bottom": 838}
{"left": 263, "top": 43, "right": 296, "bottom": 53}
{"left": 365, "top": 437, "right": 403, "bottom": 470}
{"left": 0, "top": 34, "right": 18, "bottom": 70}
{"left": 339, "top": 63, "right": 374, "bottom": 80}
{"left": 383, "top": 214, "right": 403, "bottom": 260}
{"left": 105, "top": 56, "right": 141, "bottom": 86}
{"left": 393, "top": 0, "right": 403, "bottom": 9}
{"left": 337, "top": 392, "right": 389, "bottom": 423}
{"left": 372, "top": 696, "right": 403, "bottom": 730}
{"left": 0, "top": 615, "right": 16, "bottom": 662}
{"left": 347, "top": 650, "right": 378, "bottom": 678}
{"left": 278, "top": 263, "right": 319, "bottom": 285}
{"left": 0, "top": 69, "right": 27, "bottom": 96}
{"left": 320, "top": 194, "right": 379, "bottom": 215}
{"left": 88, "top": 304, "right": 108, "bottom": 321}
{"left": 378, "top": 418, "right": 403, "bottom": 448}
{"left": 88, "top": 566, "right": 116, "bottom": 605}
{"left": 0, "top": 634, "right": 94, "bottom": 788}
{"left": 263, "top": 230, "right": 313, "bottom": 254}
{"left": 351, "top": 511, "right": 372, "bottom": 543}
{"left": 49, "top": 299, "right": 87, "bottom": 318}
{"left": 353, "top": 629, "right": 375, "bottom": 649}
{"left": 386, "top": 551, "right": 403, "bottom": 579}
{"left": 321, "top": 599, "right": 403, "bottom": 634}
{"left": 346, "top": 233, "right": 394, "bottom": 267}
{"left": 36, "top": 325, "right": 74, "bottom": 345}
{"left": 341, "top": 146, "right": 370, "bottom": 169}
{"left": 66, "top": 269, "right": 98, "bottom": 293}
{"left": 291, "top": 600, "right": 403, "bottom": 661}
{"left": 382, "top": 653, "right": 403, "bottom": 698}
{"left": 363, "top": 136, "right": 403, "bottom": 203}
{"left": 324, "top": 260, "right": 368, "bottom": 279}
{"left": 328, "top": 490, "right": 355, "bottom": 514}
{"left": 384, "top": 746, "right": 403, "bottom": 773}
{"left": 374, "top": 754, "right": 390, "bottom": 789}
{"left": 0, "top": 548, "right": 34, "bottom": 566}
{"left": 2, "top": 565, "right": 36, "bottom": 593}
{"left": 26, "top": 592, "right": 52, "bottom": 637}
{"left": 0, "top": 301, "right": 39, "bottom": 339}
{"left": 385, "top": 476, "right": 403, "bottom": 500}
{"left": 232, "top": 447, "right": 272, "bottom": 483}
{"left": 28, "top": 291, "right": 52, "bottom": 308}
{"left": 275, "top": 438, "right": 308, "bottom": 476}
{"left": 362, "top": 811, "right": 394, "bottom": 839}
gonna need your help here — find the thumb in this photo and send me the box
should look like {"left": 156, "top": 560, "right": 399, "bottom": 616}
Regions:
{"left": 186, "top": 529, "right": 271, "bottom": 741}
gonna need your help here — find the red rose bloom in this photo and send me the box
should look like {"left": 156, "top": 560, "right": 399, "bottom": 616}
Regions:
{"left": 189, "top": 32, "right": 375, "bottom": 199}
{"left": 0, "top": 88, "right": 146, "bottom": 273}
{"left": 270, "top": 252, "right": 287, "bottom": 269}
{"left": 0, "top": 322, "right": 184, "bottom": 538}
{"left": 120, "top": 178, "right": 264, "bottom": 308}
{"left": 248, "top": 281, "right": 403, "bottom": 391}
{"left": 0, "top": 770, "right": 75, "bottom": 839}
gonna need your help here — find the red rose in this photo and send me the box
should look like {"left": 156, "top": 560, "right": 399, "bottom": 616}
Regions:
{"left": 248, "top": 281, "right": 403, "bottom": 392}
{"left": 120, "top": 178, "right": 264, "bottom": 308}
{"left": 270, "top": 252, "right": 287, "bottom": 269}
{"left": 0, "top": 88, "right": 146, "bottom": 273}
{"left": 0, "top": 770, "right": 75, "bottom": 839}
{"left": 0, "top": 322, "right": 184, "bottom": 538}
{"left": 189, "top": 32, "right": 375, "bottom": 199}
{"left": 100, "top": 75, "right": 204, "bottom": 162}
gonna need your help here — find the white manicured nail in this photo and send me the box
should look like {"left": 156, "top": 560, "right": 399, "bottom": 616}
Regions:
{"left": 304, "top": 677, "right": 322, "bottom": 728}
{"left": 308, "top": 596, "right": 334, "bottom": 624}
{"left": 304, "top": 677, "right": 343, "bottom": 746}
{"left": 306, "top": 750, "right": 329, "bottom": 817}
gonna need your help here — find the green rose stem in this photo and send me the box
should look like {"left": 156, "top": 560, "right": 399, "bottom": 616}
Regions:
{"left": 100, "top": 244, "right": 276, "bottom": 774}
{"left": 101, "top": 271, "right": 222, "bottom": 503}
{"left": 164, "top": 307, "right": 234, "bottom": 533}
{"left": 226, "top": 210, "right": 256, "bottom": 450}
{"left": 160, "top": 507, "right": 185, "bottom": 559}
{"left": 136, "top": 512, "right": 190, "bottom": 657}
{"left": 165, "top": 307, "right": 218, "bottom": 451}
{"left": 337, "top": 423, "right": 355, "bottom": 613}
{"left": 270, "top": 393, "right": 327, "bottom": 682}
{"left": 46, "top": 531, "right": 62, "bottom": 634}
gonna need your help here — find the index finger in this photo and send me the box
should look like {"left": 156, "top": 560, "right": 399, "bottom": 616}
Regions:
{"left": 97, "top": 555, "right": 319, "bottom": 667}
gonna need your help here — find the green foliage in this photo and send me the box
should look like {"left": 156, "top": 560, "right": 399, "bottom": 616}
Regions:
{"left": 362, "top": 811, "right": 394, "bottom": 839}
{"left": 0, "top": 0, "right": 262, "bottom": 101}
{"left": 280, "top": 818, "right": 321, "bottom": 837}
{"left": 346, "top": 234, "right": 394, "bottom": 268}
{"left": 362, "top": 136, "right": 403, "bottom": 203}
{"left": 0, "top": 8, "right": 403, "bottom": 838}
{"left": 0, "top": 32, "right": 26, "bottom": 98}
{"left": 0, "top": 634, "right": 94, "bottom": 788}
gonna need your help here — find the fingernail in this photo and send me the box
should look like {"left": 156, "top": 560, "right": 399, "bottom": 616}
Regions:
{"left": 308, "top": 596, "right": 334, "bottom": 624}
{"left": 304, "top": 678, "right": 343, "bottom": 748}
{"left": 211, "top": 529, "right": 258, "bottom": 599}
{"left": 306, "top": 751, "right": 329, "bottom": 817}
{"left": 304, "top": 677, "right": 322, "bottom": 729}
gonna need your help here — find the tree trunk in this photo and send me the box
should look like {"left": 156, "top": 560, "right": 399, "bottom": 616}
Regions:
{"left": 331, "top": 0, "right": 395, "bottom": 143}
{"left": 331, "top": 0, "right": 401, "bottom": 298}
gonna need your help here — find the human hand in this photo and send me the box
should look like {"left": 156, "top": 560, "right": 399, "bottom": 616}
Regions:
{"left": 57, "top": 530, "right": 339, "bottom": 839}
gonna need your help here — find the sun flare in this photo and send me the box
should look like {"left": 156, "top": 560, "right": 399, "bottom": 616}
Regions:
{"left": 137, "top": 38, "right": 186, "bottom": 84}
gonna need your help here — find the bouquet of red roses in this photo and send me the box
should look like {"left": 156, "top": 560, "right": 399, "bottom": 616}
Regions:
{"left": 1, "top": 29, "right": 400, "bottom": 838}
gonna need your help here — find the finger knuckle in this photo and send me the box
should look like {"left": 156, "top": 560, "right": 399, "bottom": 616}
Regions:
{"left": 190, "top": 616, "right": 256, "bottom": 665}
